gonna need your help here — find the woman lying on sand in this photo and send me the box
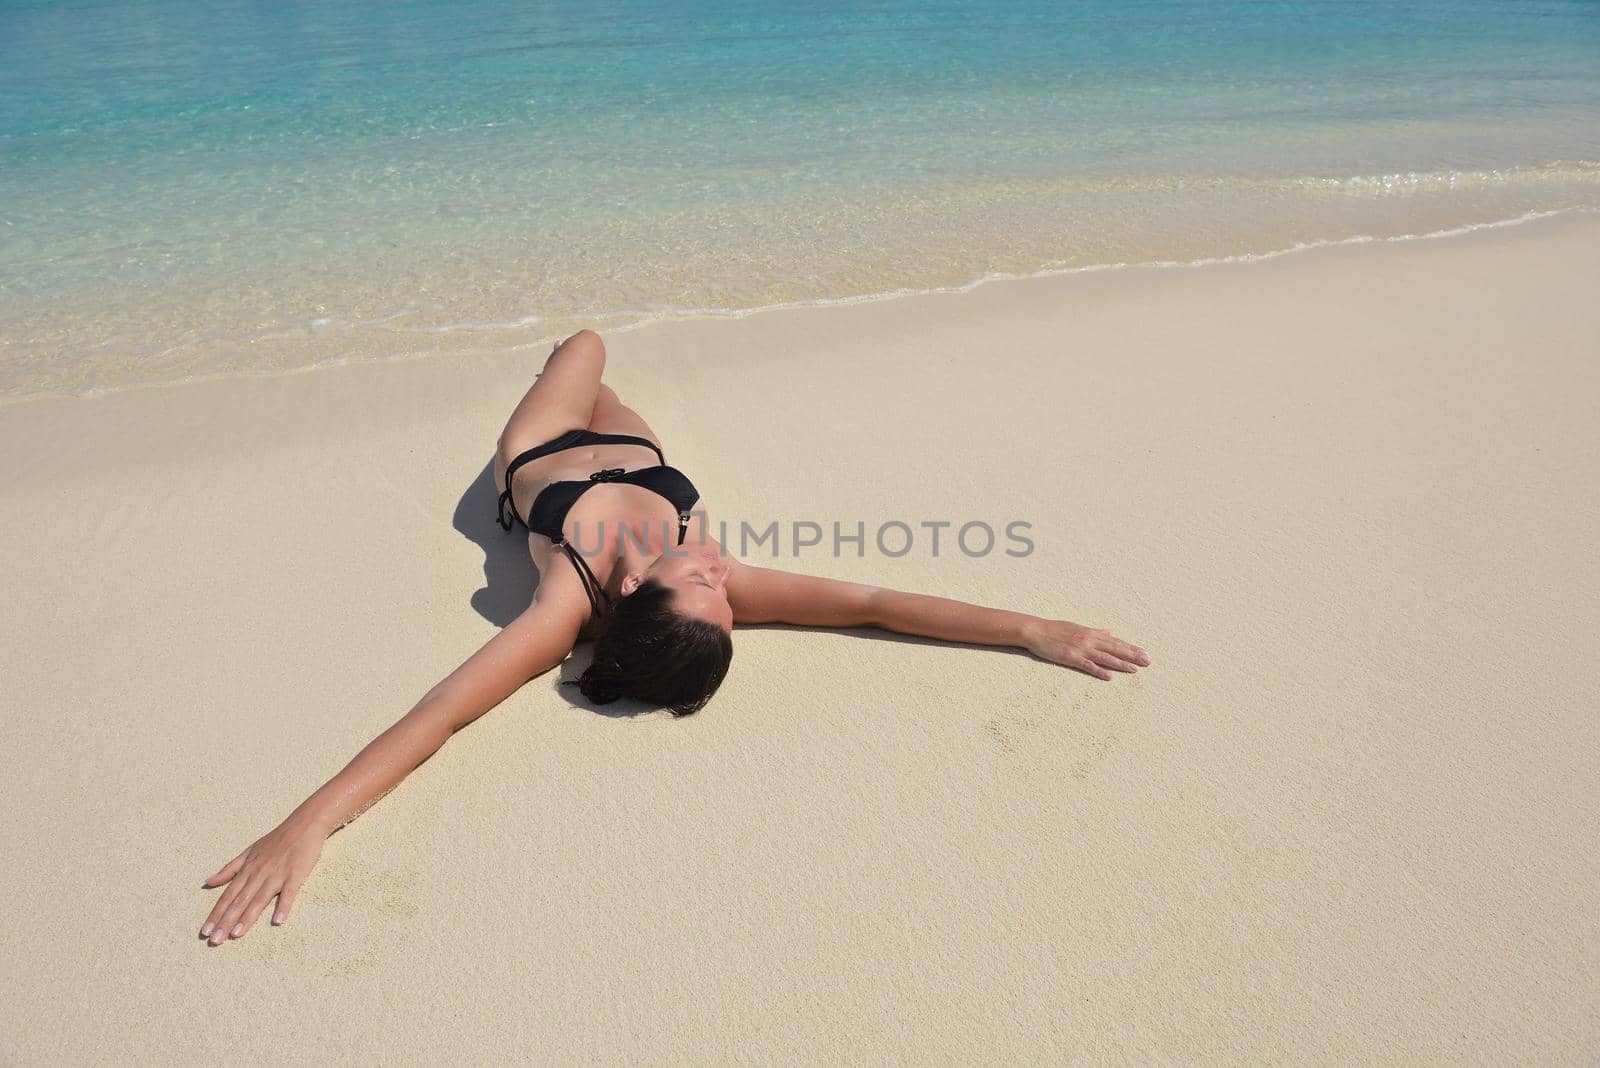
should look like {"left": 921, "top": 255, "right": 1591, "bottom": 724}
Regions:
{"left": 198, "top": 329, "right": 1150, "bottom": 946}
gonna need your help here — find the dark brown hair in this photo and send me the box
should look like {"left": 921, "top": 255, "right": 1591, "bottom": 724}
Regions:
{"left": 568, "top": 578, "right": 732, "bottom": 716}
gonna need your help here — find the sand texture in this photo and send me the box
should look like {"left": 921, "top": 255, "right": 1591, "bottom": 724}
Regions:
{"left": 2, "top": 214, "right": 1597, "bottom": 1063}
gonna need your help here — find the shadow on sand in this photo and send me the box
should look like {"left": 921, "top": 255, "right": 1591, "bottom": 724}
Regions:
{"left": 452, "top": 457, "right": 660, "bottom": 719}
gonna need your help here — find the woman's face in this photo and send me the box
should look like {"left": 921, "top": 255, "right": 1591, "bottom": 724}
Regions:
{"left": 627, "top": 543, "right": 734, "bottom": 631}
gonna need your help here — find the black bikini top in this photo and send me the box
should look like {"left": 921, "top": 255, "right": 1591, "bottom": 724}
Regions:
{"left": 524, "top": 465, "right": 700, "bottom": 543}
{"left": 497, "top": 429, "right": 701, "bottom": 621}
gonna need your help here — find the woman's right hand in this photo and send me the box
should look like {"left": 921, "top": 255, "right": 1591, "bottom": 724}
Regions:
{"left": 199, "top": 814, "right": 326, "bottom": 946}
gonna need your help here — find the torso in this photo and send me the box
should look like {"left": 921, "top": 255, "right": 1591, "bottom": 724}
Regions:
{"left": 510, "top": 438, "right": 713, "bottom": 591}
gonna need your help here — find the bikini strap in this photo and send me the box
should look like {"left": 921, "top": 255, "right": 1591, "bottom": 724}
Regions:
{"left": 497, "top": 448, "right": 547, "bottom": 532}
{"left": 599, "top": 433, "right": 666, "bottom": 467}
{"left": 554, "top": 536, "right": 611, "bottom": 621}
{"left": 496, "top": 486, "right": 518, "bottom": 531}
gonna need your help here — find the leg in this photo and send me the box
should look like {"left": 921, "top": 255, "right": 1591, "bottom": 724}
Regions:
{"left": 587, "top": 383, "right": 663, "bottom": 450}
{"left": 494, "top": 330, "right": 607, "bottom": 493}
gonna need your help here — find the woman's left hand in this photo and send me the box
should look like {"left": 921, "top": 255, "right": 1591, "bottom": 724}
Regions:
{"left": 1023, "top": 619, "right": 1150, "bottom": 680}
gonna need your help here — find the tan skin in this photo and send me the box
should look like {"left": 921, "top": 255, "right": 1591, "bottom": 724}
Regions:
{"left": 198, "top": 330, "right": 1150, "bottom": 946}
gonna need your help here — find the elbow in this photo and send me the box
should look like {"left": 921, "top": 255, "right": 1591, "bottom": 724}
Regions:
{"left": 411, "top": 692, "right": 474, "bottom": 740}
{"left": 860, "top": 587, "right": 887, "bottom": 629}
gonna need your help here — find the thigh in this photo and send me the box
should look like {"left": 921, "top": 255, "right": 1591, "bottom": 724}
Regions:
{"left": 587, "top": 384, "right": 663, "bottom": 451}
{"left": 494, "top": 331, "right": 607, "bottom": 489}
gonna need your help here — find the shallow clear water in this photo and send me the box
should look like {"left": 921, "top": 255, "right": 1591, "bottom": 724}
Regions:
{"left": 2, "top": 0, "right": 1598, "bottom": 397}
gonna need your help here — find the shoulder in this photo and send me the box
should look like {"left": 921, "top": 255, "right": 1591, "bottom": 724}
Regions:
{"left": 527, "top": 554, "right": 599, "bottom": 637}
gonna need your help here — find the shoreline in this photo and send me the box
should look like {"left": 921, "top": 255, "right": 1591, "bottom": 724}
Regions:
{"left": 4, "top": 202, "right": 1595, "bottom": 409}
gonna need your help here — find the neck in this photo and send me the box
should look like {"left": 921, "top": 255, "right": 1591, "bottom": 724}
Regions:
{"left": 613, "top": 515, "right": 673, "bottom": 588}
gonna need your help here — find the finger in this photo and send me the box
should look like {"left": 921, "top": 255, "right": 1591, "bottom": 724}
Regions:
{"left": 272, "top": 876, "right": 300, "bottom": 927}
{"left": 235, "top": 879, "right": 283, "bottom": 939}
{"left": 273, "top": 869, "right": 313, "bottom": 927}
{"left": 1090, "top": 649, "right": 1138, "bottom": 673}
{"left": 204, "top": 852, "right": 246, "bottom": 888}
{"left": 1076, "top": 657, "right": 1112, "bottom": 681}
{"left": 1112, "top": 639, "right": 1150, "bottom": 666}
{"left": 1096, "top": 634, "right": 1148, "bottom": 667}
{"left": 218, "top": 873, "right": 270, "bottom": 942}
{"left": 211, "top": 873, "right": 265, "bottom": 945}
{"left": 201, "top": 873, "right": 251, "bottom": 939}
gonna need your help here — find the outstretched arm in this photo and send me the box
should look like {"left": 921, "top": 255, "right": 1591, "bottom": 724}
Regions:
{"left": 725, "top": 563, "right": 1149, "bottom": 679}
{"left": 197, "top": 588, "right": 586, "bottom": 946}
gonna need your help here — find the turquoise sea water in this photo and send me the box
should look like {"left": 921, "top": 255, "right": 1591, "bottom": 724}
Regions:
{"left": 2, "top": 0, "right": 1598, "bottom": 397}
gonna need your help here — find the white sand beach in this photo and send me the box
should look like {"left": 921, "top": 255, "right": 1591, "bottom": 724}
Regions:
{"left": 2, "top": 213, "right": 1597, "bottom": 1062}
